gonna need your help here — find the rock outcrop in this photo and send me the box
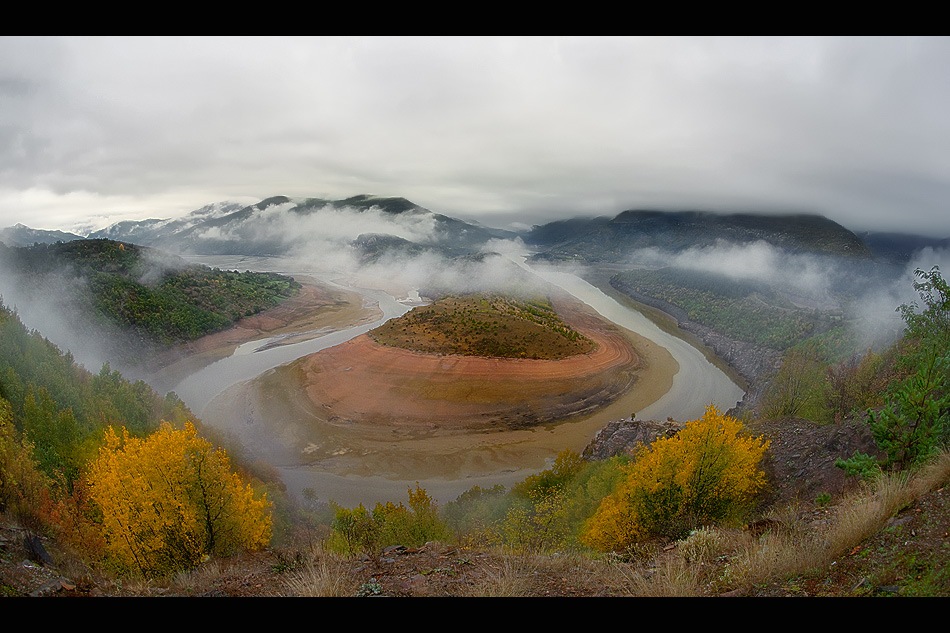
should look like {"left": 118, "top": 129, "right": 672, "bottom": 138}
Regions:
{"left": 582, "top": 417, "right": 682, "bottom": 461}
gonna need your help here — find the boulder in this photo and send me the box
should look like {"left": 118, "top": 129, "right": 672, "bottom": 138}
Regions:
{"left": 582, "top": 417, "right": 682, "bottom": 461}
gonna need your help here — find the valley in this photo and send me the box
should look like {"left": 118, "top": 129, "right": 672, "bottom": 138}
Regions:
{"left": 1, "top": 195, "right": 947, "bottom": 597}
{"left": 144, "top": 252, "right": 744, "bottom": 508}
{"left": 0, "top": 197, "right": 930, "bottom": 512}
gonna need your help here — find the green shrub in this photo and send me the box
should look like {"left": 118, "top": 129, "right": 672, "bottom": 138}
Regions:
{"left": 483, "top": 452, "right": 631, "bottom": 553}
{"left": 835, "top": 452, "right": 884, "bottom": 481}
{"left": 326, "top": 485, "right": 451, "bottom": 556}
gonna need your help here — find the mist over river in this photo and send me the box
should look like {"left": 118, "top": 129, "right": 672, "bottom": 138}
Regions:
{"left": 168, "top": 254, "right": 745, "bottom": 507}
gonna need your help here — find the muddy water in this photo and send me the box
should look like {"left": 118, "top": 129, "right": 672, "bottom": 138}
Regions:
{"left": 185, "top": 255, "right": 744, "bottom": 507}
{"left": 172, "top": 286, "right": 411, "bottom": 416}
{"left": 518, "top": 260, "right": 746, "bottom": 423}
{"left": 202, "top": 320, "right": 678, "bottom": 508}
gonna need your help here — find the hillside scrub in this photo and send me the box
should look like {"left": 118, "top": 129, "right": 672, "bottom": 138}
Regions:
{"left": 610, "top": 267, "right": 827, "bottom": 350}
{"left": 579, "top": 406, "right": 769, "bottom": 552}
{"left": 0, "top": 299, "right": 281, "bottom": 581}
{"left": 368, "top": 293, "right": 594, "bottom": 359}
{"left": 864, "top": 266, "right": 950, "bottom": 471}
{"left": 0, "top": 304, "right": 196, "bottom": 488}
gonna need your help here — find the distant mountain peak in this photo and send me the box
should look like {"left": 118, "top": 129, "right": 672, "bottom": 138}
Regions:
{"left": 0, "top": 224, "right": 85, "bottom": 247}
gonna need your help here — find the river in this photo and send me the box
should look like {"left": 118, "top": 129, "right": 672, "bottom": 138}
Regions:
{"left": 516, "top": 260, "right": 745, "bottom": 423}
{"left": 170, "top": 254, "right": 745, "bottom": 507}
{"left": 172, "top": 284, "right": 412, "bottom": 416}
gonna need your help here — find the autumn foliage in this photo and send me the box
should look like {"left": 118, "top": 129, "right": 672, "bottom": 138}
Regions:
{"left": 581, "top": 406, "right": 770, "bottom": 552}
{"left": 86, "top": 421, "right": 272, "bottom": 577}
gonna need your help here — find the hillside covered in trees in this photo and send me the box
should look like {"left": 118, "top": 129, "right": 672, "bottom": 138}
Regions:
{"left": 0, "top": 239, "right": 301, "bottom": 348}
{"left": 0, "top": 300, "right": 288, "bottom": 580}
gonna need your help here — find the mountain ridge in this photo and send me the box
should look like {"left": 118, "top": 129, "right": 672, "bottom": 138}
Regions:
{"left": 3, "top": 196, "right": 945, "bottom": 266}
{"left": 523, "top": 209, "right": 873, "bottom": 263}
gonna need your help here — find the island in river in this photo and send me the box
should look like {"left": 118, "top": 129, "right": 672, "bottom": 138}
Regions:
{"left": 152, "top": 273, "right": 681, "bottom": 506}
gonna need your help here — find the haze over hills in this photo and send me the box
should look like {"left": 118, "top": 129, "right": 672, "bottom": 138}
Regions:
{"left": 3, "top": 196, "right": 945, "bottom": 324}
{"left": 523, "top": 209, "right": 875, "bottom": 263}
{"left": 0, "top": 223, "right": 85, "bottom": 247}
{"left": 3, "top": 194, "right": 949, "bottom": 370}
{"left": 80, "top": 195, "right": 521, "bottom": 260}
{"left": 1, "top": 195, "right": 946, "bottom": 266}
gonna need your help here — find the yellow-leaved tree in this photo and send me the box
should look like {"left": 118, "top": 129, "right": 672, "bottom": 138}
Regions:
{"left": 581, "top": 405, "right": 770, "bottom": 553}
{"left": 87, "top": 421, "right": 272, "bottom": 578}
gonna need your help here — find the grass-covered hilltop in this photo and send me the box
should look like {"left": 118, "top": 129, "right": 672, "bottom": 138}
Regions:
{"left": 368, "top": 293, "right": 595, "bottom": 359}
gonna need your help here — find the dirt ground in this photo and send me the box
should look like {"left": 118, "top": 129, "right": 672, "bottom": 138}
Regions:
{"left": 3, "top": 278, "right": 947, "bottom": 598}
{"left": 193, "top": 286, "right": 679, "bottom": 506}
{"left": 292, "top": 292, "right": 649, "bottom": 431}
{"left": 144, "top": 276, "right": 383, "bottom": 394}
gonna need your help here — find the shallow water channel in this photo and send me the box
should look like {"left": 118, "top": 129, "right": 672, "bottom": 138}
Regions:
{"left": 171, "top": 255, "right": 745, "bottom": 507}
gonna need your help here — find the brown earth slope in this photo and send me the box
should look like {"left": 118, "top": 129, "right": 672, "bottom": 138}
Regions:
{"left": 144, "top": 276, "right": 382, "bottom": 393}
{"left": 293, "top": 292, "right": 643, "bottom": 432}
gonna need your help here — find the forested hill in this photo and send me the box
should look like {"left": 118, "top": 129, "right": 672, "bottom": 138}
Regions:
{"left": 0, "top": 301, "right": 197, "bottom": 484}
{"left": 524, "top": 210, "right": 872, "bottom": 263}
{"left": 0, "top": 239, "right": 301, "bottom": 346}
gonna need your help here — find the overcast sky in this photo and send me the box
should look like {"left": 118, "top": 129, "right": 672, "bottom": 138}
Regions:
{"left": 1, "top": 36, "right": 948, "bottom": 236}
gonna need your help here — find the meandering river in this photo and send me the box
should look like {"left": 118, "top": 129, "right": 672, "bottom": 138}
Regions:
{"left": 516, "top": 260, "right": 745, "bottom": 423}
{"left": 169, "top": 254, "right": 745, "bottom": 506}
{"left": 172, "top": 284, "right": 412, "bottom": 416}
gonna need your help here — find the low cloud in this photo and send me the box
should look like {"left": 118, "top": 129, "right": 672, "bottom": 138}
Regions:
{"left": 192, "top": 200, "right": 440, "bottom": 250}
{"left": 612, "top": 238, "right": 950, "bottom": 352}
{"left": 625, "top": 239, "right": 844, "bottom": 303}
{"left": 355, "top": 238, "right": 544, "bottom": 299}
{"left": 0, "top": 267, "right": 138, "bottom": 378}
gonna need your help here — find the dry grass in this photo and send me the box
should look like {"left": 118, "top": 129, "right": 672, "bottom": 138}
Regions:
{"left": 676, "top": 527, "right": 735, "bottom": 565}
{"left": 820, "top": 473, "right": 912, "bottom": 557}
{"left": 169, "top": 559, "right": 225, "bottom": 593}
{"left": 602, "top": 450, "right": 950, "bottom": 596}
{"left": 668, "top": 450, "right": 950, "bottom": 595}
{"left": 685, "top": 477, "right": 913, "bottom": 594}
{"left": 619, "top": 555, "right": 705, "bottom": 597}
{"left": 465, "top": 555, "right": 537, "bottom": 597}
{"left": 459, "top": 548, "right": 629, "bottom": 597}
{"left": 910, "top": 449, "right": 950, "bottom": 496}
{"left": 713, "top": 526, "right": 820, "bottom": 592}
{"left": 279, "top": 554, "right": 362, "bottom": 597}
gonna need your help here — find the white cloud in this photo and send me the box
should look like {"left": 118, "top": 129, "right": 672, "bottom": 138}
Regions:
{"left": 1, "top": 36, "right": 949, "bottom": 237}
{"left": 632, "top": 240, "right": 836, "bottom": 299}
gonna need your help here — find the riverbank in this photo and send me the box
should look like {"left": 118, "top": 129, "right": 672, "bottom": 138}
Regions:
{"left": 144, "top": 275, "right": 383, "bottom": 395}
{"left": 198, "top": 288, "right": 679, "bottom": 506}
{"left": 164, "top": 260, "right": 747, "bottom": 507}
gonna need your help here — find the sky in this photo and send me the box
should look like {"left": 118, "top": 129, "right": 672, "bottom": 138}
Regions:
{"left": 1, "top": 35, "right": 949, "bottom": 236}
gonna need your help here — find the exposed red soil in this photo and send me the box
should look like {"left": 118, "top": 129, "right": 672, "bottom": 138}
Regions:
{"left": 145, "top": 277, "right": 381, "bottom": 392}
{"left": 293, "top": 293, "right": 644, "bottom": 431}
